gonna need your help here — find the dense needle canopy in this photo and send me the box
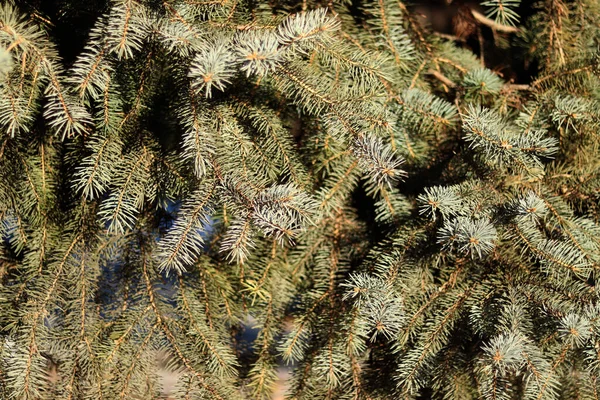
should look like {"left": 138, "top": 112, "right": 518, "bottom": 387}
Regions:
{"left": 0, "top": 0, "right": 600, "bottom": 399}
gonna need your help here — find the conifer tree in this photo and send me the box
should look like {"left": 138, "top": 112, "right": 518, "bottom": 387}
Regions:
{"left": 0, "top": 0, "right": 600, "bottom": 399}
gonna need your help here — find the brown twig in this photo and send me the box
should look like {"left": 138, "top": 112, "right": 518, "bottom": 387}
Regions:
{"left": 427, "top": 69, "right": 456, "bottom": 89}
{"left": 471, "top": 9, "right": 520, "bottom": 33}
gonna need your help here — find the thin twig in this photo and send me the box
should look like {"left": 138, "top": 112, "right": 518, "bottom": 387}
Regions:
{"left": 471, "top": 9, "right": 520, "bottom": 33}
{"left": 427, "top": 69, "right": 456, "bottom": 89}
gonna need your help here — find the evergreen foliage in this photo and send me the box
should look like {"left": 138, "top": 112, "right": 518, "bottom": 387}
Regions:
{"left": 0, "top": 0, "right": 599, "bottom": 399}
